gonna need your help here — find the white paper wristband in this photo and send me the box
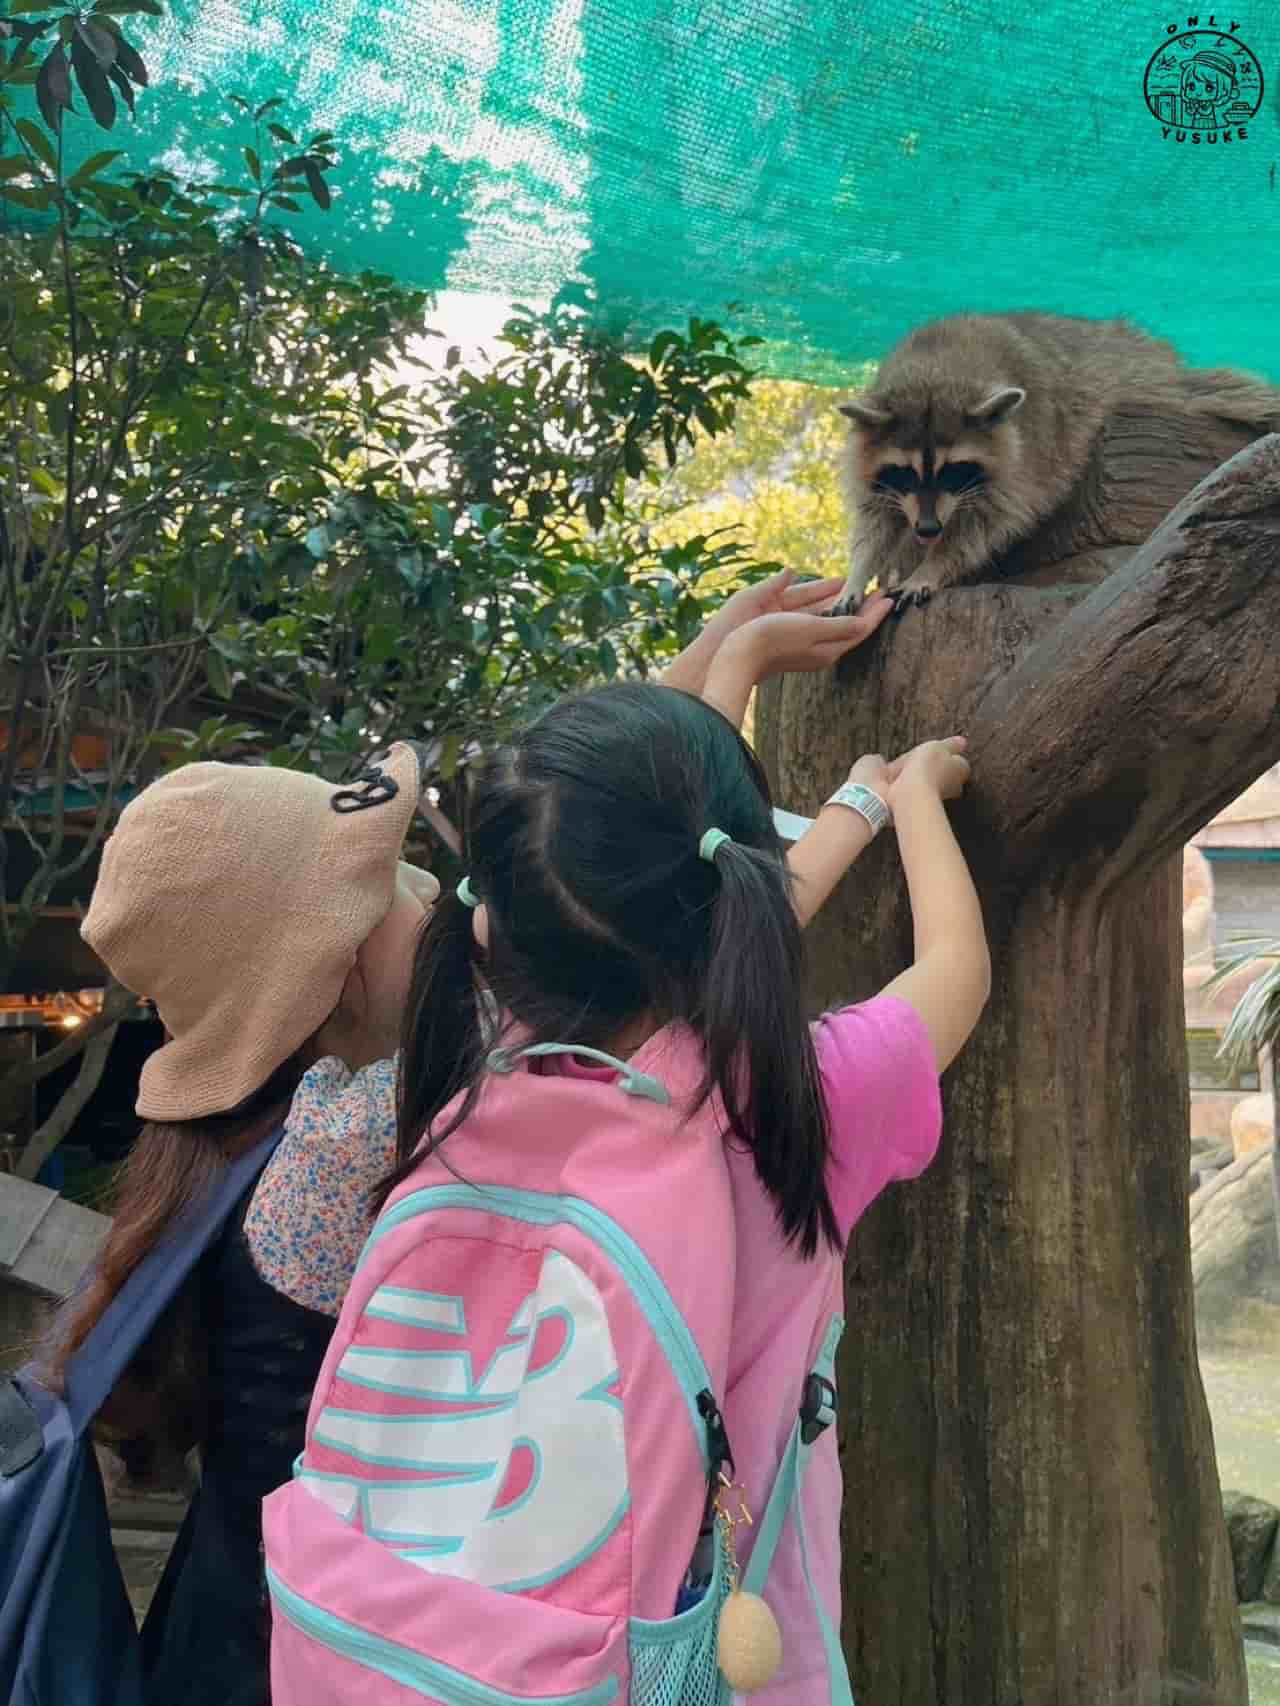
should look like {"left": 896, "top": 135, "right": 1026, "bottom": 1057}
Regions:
{"left": 825, "top": 781, "right": 891, "bottom": 836}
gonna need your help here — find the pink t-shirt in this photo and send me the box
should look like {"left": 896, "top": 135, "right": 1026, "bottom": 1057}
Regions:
{"left": 563, "top": 993, "right": 941, "bottom": 1705}
{"left": 720, "top": 994, "right": 941, "bottom": 1705}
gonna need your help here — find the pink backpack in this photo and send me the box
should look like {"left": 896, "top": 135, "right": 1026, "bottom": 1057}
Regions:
{"left": 262, "top": 1039, "right": 829, "bottom": 1705}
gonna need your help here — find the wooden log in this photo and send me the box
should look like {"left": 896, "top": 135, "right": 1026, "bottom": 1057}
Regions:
{"left": 754, "top": 434, "right": 1280, "bottom": 1706}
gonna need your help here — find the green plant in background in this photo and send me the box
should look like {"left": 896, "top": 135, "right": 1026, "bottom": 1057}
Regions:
{"left": 643, "top": 374, "right": 867, "bottom": 584}
{"left": 0, "top": 0, "right": 772, "bottom": 1172}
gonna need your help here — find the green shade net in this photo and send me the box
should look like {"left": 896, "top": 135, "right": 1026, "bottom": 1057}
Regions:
{"left": 23, "top": 0, "right": 1280, "bottom": 379}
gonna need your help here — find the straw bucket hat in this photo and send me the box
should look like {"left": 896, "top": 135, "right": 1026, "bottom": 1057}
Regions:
{"left": 82, "top": 742, "right": 425, "bottom": 1122}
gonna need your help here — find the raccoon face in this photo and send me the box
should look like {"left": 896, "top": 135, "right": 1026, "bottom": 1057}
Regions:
{"left": 868, "top": 456, "right": 990, "bottom": 544}
{"left": 840, "top": 385, "right": 1025, "bottom": 546}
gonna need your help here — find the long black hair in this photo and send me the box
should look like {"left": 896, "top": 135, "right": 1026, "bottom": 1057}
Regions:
{"left": 375, "top": 681, "right": 839, "bottom": 1257}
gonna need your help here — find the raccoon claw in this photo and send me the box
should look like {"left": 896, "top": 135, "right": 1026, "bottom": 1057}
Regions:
{"left": 889, "top": 585, "right": 932, "bottom": 615}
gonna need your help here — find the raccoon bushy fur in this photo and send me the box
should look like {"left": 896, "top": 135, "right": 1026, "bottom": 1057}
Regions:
{"left": 837, "top": 312, "right": 1280, "bottom": 610}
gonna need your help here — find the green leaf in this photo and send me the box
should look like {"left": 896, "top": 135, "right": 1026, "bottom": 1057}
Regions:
{"left": 111, "top": 35, "right": 147, "bottom": 85}
{"left": 0, "top": 154, "right": 38, "bottom": 179}
{"left": 69, "top": 29, "right": 115, "bottom": 127}
{"left": 8, "top": 0, "right": 62, "bottom": 15}
{"left": 44, "top": 389, "right": 68, "bottom": 438}
{"left": 105, "top": 61, "right": 135, "bottom": 111}
{"left": 266, "top": 122, "right": 296, "bottom": 145}
{"left": 28, "top": 465, "right": 60, "bottom": 496}
{"left": 596, "top": 638, "right": 618, "bottom": 676}
{"left": 76, "top": 20, "right": 116, "bottom": 64}
{"left": 304, "top": 524, "right": 330, "bottom": 558}
{"left": 91, "top": 0, "right": 162, "bottom": 14}
{"left": 205, "top": 650, "right": 232, "bottom": 700}
{"left": 648, "top": 330, "right": 682, "bottom": 368}
{"left": 0, "top": 179, "right": 52, "bottom": 208}
{"left": 243, "top": 145, "right": 261, "bottom": 182}
{"left": 438, "top": 731, "right": 462, "bottom": 781}
{"left": 35, "top": 42, "right": 72, "bottom": 132}
{"left": 269, "top": 193, "right": 301, "bottom": 211}
{"left": 693, "top": 399, "right": 718, "bottom": 435}
{"left": 209, "top": 630, "right": 248, "bottom": 665}
{"left": 364, "top": 623, "right": 397, "bottom": 667}
{"left": 14, "top": 115, "right": 55, "bottom": 170}
{"left": 303, "top": 155, "right": 331, "bottom": 210}
{"left": 68, "top": 146, "right": 123, "bottom": 187}
{"left": 253, "top": 96, "right": 283, "bottom": 118}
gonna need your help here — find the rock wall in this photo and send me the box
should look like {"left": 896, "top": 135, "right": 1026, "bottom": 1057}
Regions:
{"left": 1191, "top": 1143, "right": 1280, "bottom": 1334}
{"left": 1223, "top": 1491, "right": 1280, "bottom": 1650}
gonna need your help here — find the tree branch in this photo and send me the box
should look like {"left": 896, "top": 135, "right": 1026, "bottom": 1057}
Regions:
{"left": 15, "top": 1018, "right": 122, "bottom": 1182}
{"left": 0, "top": 981, "right": 136, "bottom": 1100}
{"left": 967, "top": 433, "right": 1280, "bottom": 886}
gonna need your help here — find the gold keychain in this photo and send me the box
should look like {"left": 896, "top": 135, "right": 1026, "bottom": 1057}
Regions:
{"left": 713, "top": 1471, "right": 782, "bottom": 1693}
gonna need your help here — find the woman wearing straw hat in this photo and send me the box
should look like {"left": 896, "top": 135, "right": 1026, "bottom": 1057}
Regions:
{"left": 44, "top": 741, "right": 438, "bottom": 1706}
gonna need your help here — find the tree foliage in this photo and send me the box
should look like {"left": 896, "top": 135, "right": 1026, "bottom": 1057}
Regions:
{"left": 0, "top": 2, "right": 770, "bottom": 1162}
{"left": 643, "top": 374, "right": 870, "bottom": 583}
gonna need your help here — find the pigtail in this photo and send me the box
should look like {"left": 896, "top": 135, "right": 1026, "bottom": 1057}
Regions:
{"left": 697, "top": 842, "right": 838, "bottom": 1258}
{"left": 369, "top": 889, "right": 485, "bottom": 1213}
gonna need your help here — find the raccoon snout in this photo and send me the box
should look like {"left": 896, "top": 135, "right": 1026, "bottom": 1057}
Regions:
{"left": 914, "top": 519, "right": 943, "bottom": 541}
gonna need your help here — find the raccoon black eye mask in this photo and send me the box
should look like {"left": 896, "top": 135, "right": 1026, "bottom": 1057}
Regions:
{"left": 872, "top": 462, "right": 987, "bottom": 497}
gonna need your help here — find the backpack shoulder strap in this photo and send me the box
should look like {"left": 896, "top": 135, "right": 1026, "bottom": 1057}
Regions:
{"left": 741, "top": 1313, "right": 852, "bottom": 1705}
{"left": 486, "top": 1041, "right": 671, "bottom": 1105}
{"left": 52, "top": 1127, "right": 283, "bottom": 1435}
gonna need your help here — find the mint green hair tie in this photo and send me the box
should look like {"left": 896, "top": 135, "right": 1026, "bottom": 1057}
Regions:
{"left": 698, "top": 828, "right": 732, "bottom": 863}
{"left": 456, "top": 876, "right": 479, "bottom": 908}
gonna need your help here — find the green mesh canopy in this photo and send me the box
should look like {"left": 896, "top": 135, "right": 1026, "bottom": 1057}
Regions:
{"left": 38, "top": 1, "right": 1280, "bottom": 379}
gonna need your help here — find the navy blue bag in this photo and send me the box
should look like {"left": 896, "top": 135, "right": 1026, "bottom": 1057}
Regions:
{"left": 0, "top": 1130, "right": 282, "bottom": 1706}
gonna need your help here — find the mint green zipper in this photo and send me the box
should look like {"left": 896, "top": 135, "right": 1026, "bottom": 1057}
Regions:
{"left": 360, "top": 1184, "right": 715, "bottom": 1463}
{"left": 267, "top": 1567, "right": 618, "bottom": 1705}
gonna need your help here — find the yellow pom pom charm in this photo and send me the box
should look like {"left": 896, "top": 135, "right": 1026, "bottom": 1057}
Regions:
{"left": 712, "top": 1473, "right": 783, "bottom": 1694}
{"left": 717, "top": 1589, "right": 783, "bottom": 1692}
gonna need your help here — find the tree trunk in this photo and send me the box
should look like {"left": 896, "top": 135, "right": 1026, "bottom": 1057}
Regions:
{"left": 756, "top": 435, "right": 1280, "bottom": 1705}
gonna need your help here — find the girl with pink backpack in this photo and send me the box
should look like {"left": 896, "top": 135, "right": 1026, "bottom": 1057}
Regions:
{"left": 264, "top": 614, "right": 988, "bottom": 1704}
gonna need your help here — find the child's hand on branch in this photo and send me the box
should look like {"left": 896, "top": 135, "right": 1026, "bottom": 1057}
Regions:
{"left": 889, "top": 736, "right": 971, "bottom": 804}
{"left": 845, "top": 752, "right": 899, "bottom": 801}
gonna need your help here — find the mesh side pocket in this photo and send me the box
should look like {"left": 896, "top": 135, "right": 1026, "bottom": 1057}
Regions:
{"left": 628, "top": 1531, "right": 732, "bottom": 1706}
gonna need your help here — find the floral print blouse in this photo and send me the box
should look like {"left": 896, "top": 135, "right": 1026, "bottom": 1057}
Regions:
{"left": 243, "top": 1055, "right": 398, "bottom": 1316}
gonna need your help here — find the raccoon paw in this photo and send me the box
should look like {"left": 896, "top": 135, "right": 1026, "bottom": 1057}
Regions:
{"left": 827, "top": 591, "right": 862, "bottom": 619}
{"left": 889, "top": 584, "right": 932, "bottom": 615}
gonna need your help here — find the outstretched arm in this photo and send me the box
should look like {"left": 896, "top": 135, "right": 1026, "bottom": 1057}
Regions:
{"left": 787, "top": 758, "right": 900, "bottom": 927}
{"left": 700, "top": 596, "right": 895, "bottom": 730}
{"left": 660, "top": 568, "right": 852, "bottom": 702}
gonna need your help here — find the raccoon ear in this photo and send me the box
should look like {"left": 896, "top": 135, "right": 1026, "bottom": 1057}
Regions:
{"left": 838, "top": 399, "right": 894, "bottom": 431}
{"left": 966, "top": 386, "right": 1025, "bottom": 425}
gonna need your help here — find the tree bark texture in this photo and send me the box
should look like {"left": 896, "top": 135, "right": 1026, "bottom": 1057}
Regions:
{"left": 755, "top": 435, "right": 1280, "bottom": 1705}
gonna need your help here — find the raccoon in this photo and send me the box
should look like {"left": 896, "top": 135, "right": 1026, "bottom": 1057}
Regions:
{"left": 837, "top": 311, "right": 1280, "bottom": 612}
